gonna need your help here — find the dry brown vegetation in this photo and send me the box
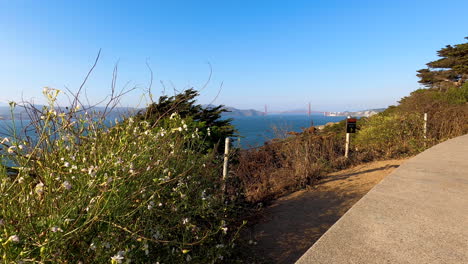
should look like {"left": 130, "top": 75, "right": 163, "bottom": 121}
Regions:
{"left": 231, "top": 84, "right": 468, "bottom": 204}
{"left": 232, "top": 133, "right": 349, "bottom": 203}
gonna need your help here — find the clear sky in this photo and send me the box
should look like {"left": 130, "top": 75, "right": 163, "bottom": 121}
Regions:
{"left": 1, "top": 0, "right": 467, "bottom": 111}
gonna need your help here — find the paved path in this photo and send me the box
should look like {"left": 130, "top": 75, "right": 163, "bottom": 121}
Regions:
{"left": 296, "top": 134, "right": 468, "bottom": 264}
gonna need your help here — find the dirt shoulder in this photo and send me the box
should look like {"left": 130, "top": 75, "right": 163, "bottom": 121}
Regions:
{"left": 243, "top": 159, "right": 407, "bottom": 264}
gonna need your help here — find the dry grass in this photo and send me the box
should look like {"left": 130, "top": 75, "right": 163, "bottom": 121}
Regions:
{"left": 232, "top": 132, "right": 349, "bottom": 203}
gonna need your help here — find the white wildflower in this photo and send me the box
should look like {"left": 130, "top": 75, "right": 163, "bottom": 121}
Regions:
{"left": 89, "top": 242, "right": 96, "bottom": 251}
{"left": 17, "top": 177, "right": 24, "bottom": 184}
{"left": 221, "top": 227, "right": 228, "bottom": 234}
{"left": 147, "top": 201, "right": 154, "bottom": 210}
{"left": 18, "top": 144, "right": 24, "bottom": 150}
{"left": 88, "top": 166, "right": 96, "bottom": 177}
{"left": 8, "top": 235, "right": 19, "bottom": 243}
{"left": 7, "top": 146, "right": 16, "bottom": 154}
{"left": 111, "top": 251, "right": 125, "bottom": 264}
{"left": 182, "top": 218, "right": 189, "bottom": 225}
{"left": 62, "top": 181, "right": 72, "bottom": 190}
{"left": 51, "top": 226, "right": 63, "bottom": 233}
{"left": 35, "top": 182, "right": 44, "bottom": 196}
{"left": 64, "top": 162, "right": 70, "bottom": 167}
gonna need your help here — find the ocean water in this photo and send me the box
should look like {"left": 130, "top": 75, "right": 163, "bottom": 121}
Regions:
{"left": 230, "top": 115, "right": 346, "bottom": 148}
{"left": 0, "top": 115, "right": 347, "bottom": 151}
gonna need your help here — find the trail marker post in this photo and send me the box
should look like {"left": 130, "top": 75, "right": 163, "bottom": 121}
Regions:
{"left": 345, "top": 117, "right": 357, "bottom": 158}
{"left": 423, "top": 113, "right": 427, "bottom": 139}
{"left": 423, "top": 113, "right": 428, "bottom": 147}
{"left": 222, "top": 138, "right": 230, "bottom": 192}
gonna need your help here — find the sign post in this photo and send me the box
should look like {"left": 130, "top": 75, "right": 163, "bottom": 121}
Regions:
{"left": 345, "top": 117, "right": 357, "bottom": 158}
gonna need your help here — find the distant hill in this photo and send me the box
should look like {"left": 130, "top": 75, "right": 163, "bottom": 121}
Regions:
{"left": 203, "top": 105, "right": 263, "bottom": 117}
{"left": 324, "top": 108, "right": 386, "bottom": 117}
{"left": 0, "top": 106, "right": 28, "bottom": 120}
{"left": 223, "top": 106, "right": 263, "bottom": 117}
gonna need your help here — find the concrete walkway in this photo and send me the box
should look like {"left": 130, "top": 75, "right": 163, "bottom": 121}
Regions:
{"left": 296, "top": 134, "right": 468, "bottom": 264}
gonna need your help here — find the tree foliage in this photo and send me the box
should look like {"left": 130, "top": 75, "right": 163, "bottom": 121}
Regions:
{"left": 417, "top": 37, "right": 468, "bottom": 90}
{"left": 136, "top": 89, "right": 236, "bottom": 153}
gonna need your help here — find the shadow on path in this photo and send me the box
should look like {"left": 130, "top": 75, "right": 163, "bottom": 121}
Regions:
{"left": 243, "top": 160, "right": 406, "bottom": 264}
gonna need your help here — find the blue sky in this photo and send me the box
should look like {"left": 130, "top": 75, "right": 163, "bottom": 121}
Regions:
{"left": 1, "top": 0, "right": 467, "bottom": 111}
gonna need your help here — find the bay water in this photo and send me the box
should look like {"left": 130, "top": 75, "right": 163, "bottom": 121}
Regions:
{"left": 0, "top": 115, "right": 346, "bottom": 151}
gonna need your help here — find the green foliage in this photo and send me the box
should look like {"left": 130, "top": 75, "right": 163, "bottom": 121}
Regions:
{"left": 397, "top": 82, "right": 468, "bottom": 113}
{"left": 0, "top": 89, "right": 241, "bottom": 263}
{"left": 136, "top": 89, "right": 236, "bottom": 153}
{"left": 417, "top": 37, "right": 468, "bottom": 90}
{"left": 354, "top": 112, "right": 425, "bottom": 158}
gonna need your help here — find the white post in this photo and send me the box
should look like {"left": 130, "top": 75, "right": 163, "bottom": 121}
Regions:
{"left": 345, "top": 132, "right": 350, "bottom": 158}
{"left": 345, "top": 116, "right": 350, "bottom": 158}
{"left": 423, "top": 113, "right": 427, "bottom": 139}
{"left": 222, "top": 137, "right": 230, "bottom": 181}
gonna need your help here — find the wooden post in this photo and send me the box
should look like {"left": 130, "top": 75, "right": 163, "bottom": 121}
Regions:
{"left": 345, "top": 132, "right": 350, "bottom": 158}
{"left": 222, "top": 137, "right": 230, "bottom": 181}
{"left": 345, "top": 116, "right": 350, "bottom": 158}
{"left": 423, "top": 113, "right": 427, "bottom": 139}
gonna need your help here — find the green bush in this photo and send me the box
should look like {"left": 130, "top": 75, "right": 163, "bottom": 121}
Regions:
{"left": 0, "top": 89, "right": 241, "bottom": 263}
{"left": 354, "top": 112, "right": 425, "bottom": 158}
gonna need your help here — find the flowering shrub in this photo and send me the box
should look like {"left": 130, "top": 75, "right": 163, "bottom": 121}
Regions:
{"left": 0, "top": 88, "right": 241, "bottom": 263}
